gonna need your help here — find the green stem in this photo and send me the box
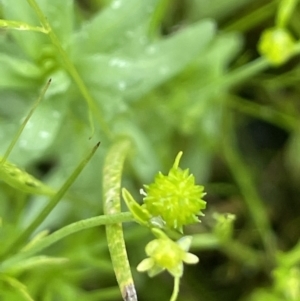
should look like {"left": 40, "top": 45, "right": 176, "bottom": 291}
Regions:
{"left": 148, "top": 0, "right": 171, "bottom": 39}
{"left": 276, "top": 0, "right": 299, "bottom": 28}
{"left": 218, "top": 57, "right": 269, "bottom": 89}
{"left": 226, "top": 95, "right": 298, "bottom": 131}
{"left": 224, "top": 1, "right": 278, "bottom": 32}
{"left": 192, "top": 234, "right": 263, "bottom": 268}
{"left": 198, "top": 44, "right": 300, "bottom": 100}
{"left": 26, "top": 0, "right": 112, "bottom": 139}
{"left": 0, "top": 212, "right": 133, "bottom": 272}
{"left": 103, "top": 137, "right": 137, "bottom": 301}
{"left": 222, "top": 240, "right": 264, "bottom": 268}
{"left": 0, "top": 274, "right": 34, "bottom": 301}
{"left": 170, "top": 277, "right": 180, "bottom": 301}
{"left": 0, "top": 18, "right": 48, "bottom": 33}
{"left": 190, "top": 57, "right": 269, "bottom": 111}
{"left": 0, "top": 142, "right": 100, "bottom": 259}
{"left": 221, "top": 113, "right": 276, "bottom": 266}
{"left": 0, "top": 79, "right": 51, "bottom": 166}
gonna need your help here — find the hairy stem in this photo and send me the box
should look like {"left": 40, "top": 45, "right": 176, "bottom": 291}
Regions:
{"left": 103, "top": 136, "right": 138, "bottom": 301}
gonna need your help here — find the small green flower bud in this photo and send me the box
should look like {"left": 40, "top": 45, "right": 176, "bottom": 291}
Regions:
{"left": 213, "top": 213, "right": 236, "bottom": 242}
{"left": 258, "top": 27, "right": 295, "bottom": 65}
{"left": 143, "top": 152, "right": 206, "bottom": 232}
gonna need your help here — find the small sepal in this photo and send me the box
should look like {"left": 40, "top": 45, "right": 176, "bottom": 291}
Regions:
{"left": 122, "top": 188, "right": 151, "bottom": 227}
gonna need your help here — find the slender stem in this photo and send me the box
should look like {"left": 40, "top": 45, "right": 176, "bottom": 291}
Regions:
{"left": 226, "top": 95, "right": 298, "bottom": 131}
{"left": 26, "top": 0, "right": 112, "bottom": 139}
{"left": 0, "top": 142, "right": 100, "bottom": 259}
{"left": 190, "top": 57, "right": 269, "bottom": 111}
{"left": 148, "top": 0, "right": 171, "bottom": 39}
{"left": 103, "top": 137, "right": 138, "bottom": 301}
{"left": 0, "top": 18, "right": 48, "bottom": 33}
{"left": 170, "top": 277, "right": 180, "bottom": 301}
{"left": 221, "top": 113, "right": 276, "bottom": 266}
{"left": 224, "top": 1, "right": 277, "bottom": 32}
{"left": 0, "top": 212, "right": 133, "bottom": 272}
{"left": 218, "top": 57, "right": 269, "bottom": 90}
{"left": 191, "top": 234, "right": 263, "bottom": 268}
{"left": 0, "top": 79, "right": 51, "bottom": 166}
{"left": 196, "top": 45, "right": 300, "bottom": 100}
{"left": 276, "top": 0, "right": 299, "bottom": 28}
{"left": 0, "top": 274, "right": 34, "bottom": 301}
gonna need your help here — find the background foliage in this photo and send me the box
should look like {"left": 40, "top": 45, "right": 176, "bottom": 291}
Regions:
{"left": 0, "top": 0, "right": 300, "bottom": 300}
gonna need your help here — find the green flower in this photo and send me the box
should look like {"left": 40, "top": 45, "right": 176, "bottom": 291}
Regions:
{"left": 143, "top": 152, "right": 206, "bottom": 232}
{"left": 137, "top": 229, "right": 198, "bottom": 278}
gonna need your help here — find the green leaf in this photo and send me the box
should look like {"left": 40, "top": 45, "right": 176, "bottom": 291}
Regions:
{"left": 2, "top": 0, "right": 74, "bottom": 59}
{"left": 75, "top": 20, "right": 216, "bottom": 103}
{"left": 0, "top": 274, "right": 34, "bottom": 301}
{"left": 2, "top": 0, "right": 47, "bottom": 59}
{"left": 169, "top": 32, "right": 242, "bottom": 137}
{"left": 71, "top": 0, "right": 160, "bottom": 55}
{"left": 0, "top": 157, "right": 55, "bottom": 195}
{"left": 16, "top": 74, "right": 70, "bottom": 158}
{"left": 0, "top": 53, "right": 42, "bottom": 89}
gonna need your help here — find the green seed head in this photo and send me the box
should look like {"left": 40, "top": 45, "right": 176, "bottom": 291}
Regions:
{"left": 143, "top": 152, "right": 206, "bottom": 232}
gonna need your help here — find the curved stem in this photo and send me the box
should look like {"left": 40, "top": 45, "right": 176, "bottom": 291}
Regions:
{"left": 0, "top": 79, "right": 51, "bottom": 166}
{"left": 170, "top": 277, "right": 180, "bottom": 301}
{"left": 26, "top": 0, "right": 113, "bottom": 139}
{"left": 0, "top": 212, "right": 133, "bottom": 273}
{"left": 103, "top": 136, "right": 138, "bottom": 301}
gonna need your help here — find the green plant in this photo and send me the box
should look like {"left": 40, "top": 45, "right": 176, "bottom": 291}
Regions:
{"left": 1, "top": 0, "right": 300, "bottom": 301}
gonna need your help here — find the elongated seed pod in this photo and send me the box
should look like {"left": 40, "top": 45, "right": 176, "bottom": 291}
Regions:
{"left": 0, "top": 157, "right": 55, "bottom": 196}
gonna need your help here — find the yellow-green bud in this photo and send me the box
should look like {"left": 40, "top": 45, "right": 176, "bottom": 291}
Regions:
{"left": 258, "top": 27, "right": 295, "bottom": 65}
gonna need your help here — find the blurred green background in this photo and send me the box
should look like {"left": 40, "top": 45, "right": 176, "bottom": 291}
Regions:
{"left": 1, "top": 0, "right": 300, "bottom": 300}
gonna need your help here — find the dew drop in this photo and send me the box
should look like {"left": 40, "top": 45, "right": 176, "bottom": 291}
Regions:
{"left": 125, "top": 31, "right": 134, "bottom": 38}
{"left": 159, "top": 66, "right": 169, "bottom": 76}
{"left": 111, "top": 0, "right": 121, "bottom": 9}
{"left": 19, "top": 139, "right": 28, "bottom": 148}
{"left": 109, "top": 58, "right": 129, "bottom": 68}
{"left": 117, "top": 81, "right": 127, "bottom": 91}
{"left": 146, "top": 45, "right": 158, "bottom": 55}
{"left": 39, "top": 130, "right": 50, "bottom": 139}
{"left": 52, "top": 111, "right": 60, "bottom": 119}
